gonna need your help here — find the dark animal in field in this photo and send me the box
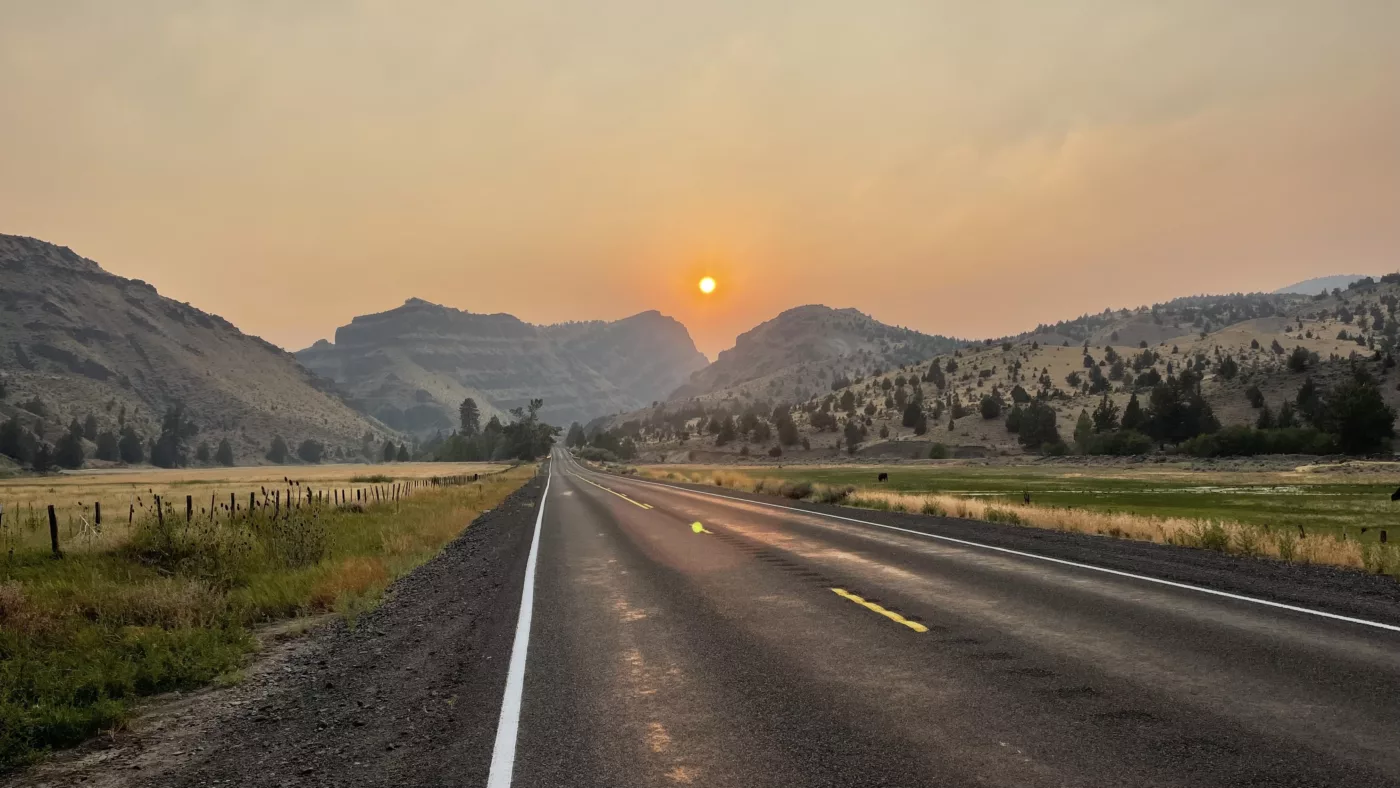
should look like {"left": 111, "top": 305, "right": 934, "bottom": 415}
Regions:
{"left": 1391, "top": 486, "right": 1400, "bottom": 501}
{"left": 878, "top": 472, "right": 889, "bottom": 482}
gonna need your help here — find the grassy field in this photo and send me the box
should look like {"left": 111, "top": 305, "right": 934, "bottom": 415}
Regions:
{"left": 647, "top": 463, "right": 1400, "bottom": 541}
{"left": 630, "top": 461, "right": 1400, "bottom": 579}
{"left": 0, "top": 462, "right": 531, "bottom": 773}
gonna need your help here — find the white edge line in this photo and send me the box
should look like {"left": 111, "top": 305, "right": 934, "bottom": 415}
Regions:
{"left": 584, "top": 463, "right": 1400, "bottom": 636}
{"left": 486, "top": 462, "right": 552, "bottom": 788}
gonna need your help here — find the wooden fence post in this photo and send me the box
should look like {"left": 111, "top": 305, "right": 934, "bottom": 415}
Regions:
{"left": 186, "top": 495, "right": 193, "bottom": 522}
{"left": 155, "top": 495, "right": 164, "bottom": 528}
{"left": 94, "top": 501, "right": 101, "bottom": 526}
{"left": 48, "top": 505, "right": 60, "bottom": 557}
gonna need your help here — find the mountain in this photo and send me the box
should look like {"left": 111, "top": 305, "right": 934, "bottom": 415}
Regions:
{"left": 1274, "top": 275, "right": 1370, "bottom": 295}
{"left": 668, "top": 305, "right": 961, "bottom": 402}
{"left": 0, "top": 234, "right": 392, "bottom": 464}
{"left": 605, "top": 282, "right": 1400, "bottom": 461}
{"left": 295, "top": 299, "right": 707, "bottom": 433}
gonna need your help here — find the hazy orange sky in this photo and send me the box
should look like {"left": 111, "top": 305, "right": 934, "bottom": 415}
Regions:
{"left": 3, "top": 2, "right": 1398, "bottom": 359}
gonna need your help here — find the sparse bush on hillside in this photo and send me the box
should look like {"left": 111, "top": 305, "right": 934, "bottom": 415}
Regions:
{"left": 1287, "top": 345, "right": 1311, "bottom": 373}
{"left": 195, "top": 441, "right": 212, "bottom": 464}
{"left": 1245, "top": 384, "right": 1266, "bottom": 408}
{"left": 928, "top": 443, "right": 950, "bottom": 459}
{"left": 979, "top": 394, "right": 1002, "bottom": 419}
{"left": 1217, "top": 355, "right": 1238, "bottom": 380}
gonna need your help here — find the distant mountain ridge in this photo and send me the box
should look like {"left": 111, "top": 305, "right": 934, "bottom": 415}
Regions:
{"left": 296, "top": 298, "right": 707, "bottom": 433}
{"left": 1274, "top": 275, "right": 1370, "bottom": 295}
{"left": 0, "top": 234, "right": 392, "bottom": 464}
{"left": 668, "top": 304, "right": 961, "bottom": 402}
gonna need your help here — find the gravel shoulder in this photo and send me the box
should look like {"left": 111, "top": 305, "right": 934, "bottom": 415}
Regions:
{"left": 7, "top": 474, "right": 544, "bottom": 788}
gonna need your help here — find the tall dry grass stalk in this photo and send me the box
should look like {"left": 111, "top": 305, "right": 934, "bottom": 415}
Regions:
{"left": 632, "top": 466, "right": 1399, "bottom": 577}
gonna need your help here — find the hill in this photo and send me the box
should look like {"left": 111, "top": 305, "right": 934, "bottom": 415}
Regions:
{"left": 1274, "top": 275, "right": 1371, "bottom": 296}
{"left": 296, "top": 299, "right": 706, "bottom": 434}
{"left": 0, "top": 234, "right": 394, "bottom": 465}
{"left": 668, "top": 305, "right": 961, "bottom": 402}
{"left": 592, "top": 281, "right": 1400, "bottom": 462}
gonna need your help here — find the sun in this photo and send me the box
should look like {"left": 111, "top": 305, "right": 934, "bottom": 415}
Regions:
{"left": 698, "top": 276, "right": 716, "bottom": 294}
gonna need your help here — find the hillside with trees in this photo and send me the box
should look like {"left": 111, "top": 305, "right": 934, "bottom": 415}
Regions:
{"left": 591, "top": 280, "right": 1400, "bottom": 462}
{"left": 0, "top": 234, "right": 396, "bottom": 470}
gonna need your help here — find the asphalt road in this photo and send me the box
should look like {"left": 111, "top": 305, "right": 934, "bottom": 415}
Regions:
{"left": 503, "top": 450, "right": 1400, "bottom": 787}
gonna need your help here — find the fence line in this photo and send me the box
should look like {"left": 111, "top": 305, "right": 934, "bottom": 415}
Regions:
{"left": 1, "top": 472, "right": 491, "bottom": 559}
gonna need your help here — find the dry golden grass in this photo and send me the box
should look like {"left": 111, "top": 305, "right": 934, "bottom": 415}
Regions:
{"left": 0, "top": 462, "right": 506, "bottom": 556}
{"left": 630, "top": 466, "right": 1399, "bottom": 577}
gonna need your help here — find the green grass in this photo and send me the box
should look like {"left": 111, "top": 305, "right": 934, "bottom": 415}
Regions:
{"left": 712, "top": 465, "right": 1400, "bottom": 542}
{"left": 0, "top": 467, "right": 533, "bottom": 773}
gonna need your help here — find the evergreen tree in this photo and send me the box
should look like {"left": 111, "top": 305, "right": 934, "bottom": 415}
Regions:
{"left": 54, "top": 430, "right": 85, "bottom": 469}
{"left": 1295, "top": 377, "right": 1322, "bottom": 425}
{"left": 95, "top": 430, "right": 119, "bottom": 461}
{"left": 215, "top": 438, "right": 235, "bottom": 466}
{"left": 297, "top": 439, "right": 325, "bottom": 463}
{"left": 196, "top": 441, "right": 212, "bottom": 463}
{"left": 1009, "top": 384, "right": 1032, "bottom": 404}
{"left": 843, "top": 420, "right": 863, "bottom": 454}
{"left": 979, "top": 395, "right": 1002, "bottom": 420}
{"left": 459, "top": 398, "right": 481, "bottom": 436}
{"left": 83, "top": 413, "right": 98, "bottom": 441}
{"left": 118, "top": 426, "right": 144, "bottom": 464}
{"left": 151, "top": 405, "right": 197, "bottom": 468}
{"left": 1217, "top": 355, "right": 1238, "bottom": 380}
{"left": 1073, "top": 410, "right": 1094, "bottom": 453}
{"left": 32, "top": 442, "right": 54, "bottom": 473}
{"left": 1120, "top": 393, "right": 1145, "bottom": 432}
{"left": 383, "top": 440, "right": 397, "bottom": 462}
{"left": 716, "top": 416, "right": 737, "bottom": 446}
{"left": 0, "top": 419, "right": 27, "bottom": 463}
{"left": 267, "top": 436, "right": 290, "bottom": 463}
{"left": 1255, "top": 404, "right": 1275, "bottom": 429}
{"left": 776, "top": 415, "right": 800, "bottom": 446}
{"left": 1018, "top": 402, "right": 1061, "bottom": 453}
{"left": 1091, "top": 394, "right": 1120, "bottom": 433}
{"left": 1276, "top": 400, "right": 1297, "bottom": 429}
{"left": 396, "top": 444, "right": 411, "bottom": 462}
{"left": 1245, "top": 384, "right": 1266, "bottom": 408}
{"left": 565, "top": 422, "right": 587, "bottom": 448}
{"left": 902, "top": 401, "right": 922, "bottom": 428}
{"left": 1287, "top": 346, "right": 1311, "bottom": 373}
{"left": 1319, "top": 369, "right": 1396, "bottom": 454}
{"left": 1005, "top": 404, "right": 1024, "bottom": 433}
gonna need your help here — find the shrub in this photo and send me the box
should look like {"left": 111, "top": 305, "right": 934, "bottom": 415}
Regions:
{"left": 928, "top": 443, "right": 951, "bottom": 459}
{"left": 979, "top": 395, "right": 1002, "bottom": 419}
{"left": 1079, "top": 429, "right": 1153, "bottom": 456}
{"left": 266, "top": 436, "right": 289, "bottom": 464}
{"left": 777, "top": 480, "right": 813, "bottom": 500}
{"left": 810, "top": 484, "right": 855, "bottom": 504}
{"left": 1179, "top": 426, "right": 1339, "bottom": 457}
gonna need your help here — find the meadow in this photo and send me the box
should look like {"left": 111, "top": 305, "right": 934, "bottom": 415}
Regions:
{"left": 632, "top": 461, "right": 1400, "bottom": 578}
{"left": 0, "top": 462, "right": 529, "bottom": 773}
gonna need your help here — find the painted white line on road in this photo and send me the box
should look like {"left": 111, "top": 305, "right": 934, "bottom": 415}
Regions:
{"left": 599, "top": 468, "right": 1400, "bottom": 636}
{"left": 486, "top": 463, "right": 553, "bottom": 788}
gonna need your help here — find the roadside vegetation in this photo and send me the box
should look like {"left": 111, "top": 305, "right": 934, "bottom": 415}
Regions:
{"left": 0, "top": 465, "right": 533, "bottom": 773}
{"left": 623, "top": 463, "right": 1400, "bottom": 580}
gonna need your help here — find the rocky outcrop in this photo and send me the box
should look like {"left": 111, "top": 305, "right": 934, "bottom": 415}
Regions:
{"left": 297, "top": 299, "right": 707, "bottom": 433}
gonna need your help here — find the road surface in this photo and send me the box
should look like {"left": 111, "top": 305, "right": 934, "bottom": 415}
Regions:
{"left": 498, "top": 450, "right": 1400, "bottom": 787}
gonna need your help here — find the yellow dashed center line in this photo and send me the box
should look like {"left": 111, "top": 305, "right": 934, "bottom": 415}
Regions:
{"left": 831, "top": 588, "right": 928, "bottom": 633}
{"left": 573, "top": 474, "right": 653, "bottom": 509}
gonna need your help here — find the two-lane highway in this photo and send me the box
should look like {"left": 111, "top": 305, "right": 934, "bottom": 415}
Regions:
{"left": 493, "top": 451, "right": 1400, "bottom": 787}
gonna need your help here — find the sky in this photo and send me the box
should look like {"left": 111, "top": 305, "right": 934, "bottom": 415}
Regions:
{"left": 2, "top": 1, "right": 1398, "bottom": 359}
